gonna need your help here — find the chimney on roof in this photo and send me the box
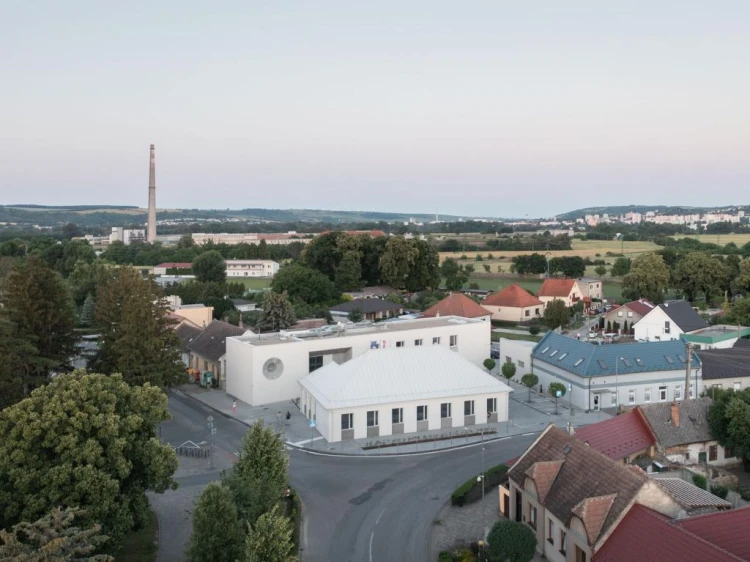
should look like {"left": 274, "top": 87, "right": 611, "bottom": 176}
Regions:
{"left": 671, "top": 403, "right": 680, "bottom": 427}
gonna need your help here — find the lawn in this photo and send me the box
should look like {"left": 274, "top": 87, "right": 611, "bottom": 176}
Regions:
{"left": 491, "top": 331, "right": 541, "bottom": 343}
{"left": 234, "top": 278, "right": 272, "bottom": 290}
{"left": 670, "top": 233, "right": 750, "bottom": 246}
{"left": 438, "top": 239, "right": 659, "bottom": 262}
{"left": 465, "top": 276, "right": 623, "bottom": 299}
{"left": 114, "top": 508, "right": 159, "bottom": 562}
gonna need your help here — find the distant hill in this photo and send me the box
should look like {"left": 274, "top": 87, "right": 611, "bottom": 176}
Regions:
{"left": 556, "top": 205, "right": 749, "bottom": 221}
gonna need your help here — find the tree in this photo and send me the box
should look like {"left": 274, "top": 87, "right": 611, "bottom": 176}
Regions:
{"left": 510, "top": 254, "right": 547, "bottom": 275}
{"left": 543, "top": 299, "right": 569, "bottom": 330}
{"left": 261, "top": 291, "right": 297, "bottom": 331}
{"left": 243, "top": 505, "right": 297, "bottom": 562}
{"left": 521, "top": 373, "right": 539, "bottom": 403}
{"left": 529, "top": 326, "right": 541, "bottom": 336}
{"left": 548, "top": 382, "right": 566, "bottom": 415}
{"left": 0, "top": 317, "right": 37, "bottom": 410}
{"left": 0, "top": 256, "right": 78, "bottom": 391}
{"left": 405, "top": 239, "right": 441, "bottom": 292}
{"left": 483, "top": 263, "right": 491, "bottom": 273}
{"left": 606, "top": 320, "right": 612, "bottom": 332}
{"left": 501, "top": 361, "right": 516, "bottom": 382}
{"left": 548, "top": 256, "right": 585, "bottom": 278}
{"left": 483, "top": 358, "right": 496, "bottom": 373}
{"left": 441, "top": 258, "right": 471, "bottom": 291}
{"left": 92, "top": 267, "right": 186, "bottom": 387}
{"left": 234, "top": 420, "right": 289, "bottom": 492}
{"left": 80, "top": 293, "right": 96, "bottom": 327}
{"left": 487, "top": 519, "right": 536, "bottom": 562}
{"left": 727, "top": 297, "right": 750, "bottom": 326}
{"left": 379, "top": 237, "right": 419, "bottom": 289}
{"left": 734, "top": 260, "right": 750, "bottom": 296}
{"left": 672, "top": 252, "right": 729, "bottom": 303}
{"left": 622, "top": 253, "right": 670, "bottom": 303}
{"left": 61, "top": 222, "right": 84, "bottom": 240}
{"left": 192, "top": 250, "right": 226, "bottom": 283}
{"left": 300, "top": 231, "right": 347, "bottom": 279}
{"left": 177, "top": 234, "right": 196, "bottom": 248}
{"left": 610, "top": 257, "right": 631, "bottom": 277}
{"left": 623, "top": 320, "right": 629, "bottom": 334}
{"left": 187, "top": 482, "right": 244, "bottom": 562}
{"left": 224, "top": 471, "right": 282, "bottom": 530}
{"left": 334, "top": 250, "right": 363, "bottom": 292}
{"left": 271, "top": 264, "right": 338, "bottom": 304}
{"left": 0, "top": 507, "right": 113, "bottom": 561}
{"left": 0, "top": 372, "right": 177, "bottom": 548}
{"left": 348, "top": 307, "right": 364, "bottom": 323}
{"left": 594, "top": 265, "right": 607, "bottom": 276}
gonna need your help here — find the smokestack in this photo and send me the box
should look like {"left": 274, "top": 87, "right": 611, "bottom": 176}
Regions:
{"left": 671, "top": 403, "right": 680, "bottom": 427}
{"left": 147, "top": 144, "right": 157, "bottom": 243}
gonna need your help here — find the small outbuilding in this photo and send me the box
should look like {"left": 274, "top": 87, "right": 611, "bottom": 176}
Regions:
{"left": 298, "top": 346, "right": 512, "bottom": 442}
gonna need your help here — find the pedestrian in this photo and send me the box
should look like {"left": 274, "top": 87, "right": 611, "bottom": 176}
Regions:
{"left": 232, "top": 400, "right": 237, "bottom": 413}
{"left": 286, "top": 411, "right": 291, "bottom": 426}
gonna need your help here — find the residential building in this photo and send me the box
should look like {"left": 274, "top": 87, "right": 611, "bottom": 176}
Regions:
{"left": 329, "top": 298, "right": 404, "bottom": 321}
{"left": 343, "top": 286, "right": 399, "bottom": 300}
{"left": 638, "top": 398, "right": 738, "bottom": 467}
{"left": 576, "top": 277, "right": 604, "bottom": 301}
{"left": 192, "top": 232, "right": 311, "bottom": 245}
{"left": 298, "top": 347, "right": 511, "bottom": 442}
{"left": 188, "top": 320, "right": 247, "bottom": 388}
{"left": 530, "top": 332, "right": 701, "bottom": 412}
{"left": 503, "top": 425, "right": 689, "bottom": 562}
{"left": 683, "top": 325, "right": 750, "bottom": 350}
{"left": 170, "top": 303, "right": 214, "bottom": 328}
{"left": 697, "top": 342, "right": 750, "bottom": 391}
{"left": 602, "top": 299, "right": 655, "bottom": 332}
{"left": 174, "top": 318, "right": 202, "bottom": 367}
{"left": 154, "top": 262, "right": 193, "bottom": 276}
{"left": 482, "top": 284, "right": 544, "bottom": 322}
{"left": 225, "top": 259, "right": 279, "bottom": 278}
{"left": 537, "top": 279, "right": 583, "bottom": 308}
{"left": 421, "top": 292, "right": 492, "bottom": 322}
{"left": 231, "top": 299, "right": 257, "bottom": 312}
{"left": 650, "top": 477, "right": 731, "bottom": 514}
{"left": 226, "top": 316, "right": 490, "bottom": 406}
{"left": 319, "top": 230, "right": 387, "bottom": 238}
{"left": 634, "top": 300, "right": 709, "bottom": 342}
{"left": 110, "top": 226, "right": 146, "bottom": 246}
{"left": 572, "top": 408, "right": 656, "bottom": 463}
{"left": 497, "top": 338, "right": 535, "bottom": 376}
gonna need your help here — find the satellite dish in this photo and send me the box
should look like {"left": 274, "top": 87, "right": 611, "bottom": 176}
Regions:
{"left": 262, "top": 358, "right": 284, "bottom": 380}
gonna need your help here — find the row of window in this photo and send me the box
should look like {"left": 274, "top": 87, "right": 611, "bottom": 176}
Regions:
{"left": 341, "top": 398, "right": 499, "bottom": 430}
{"left": 532, "top": 504, "right": 587, "bottom": 562}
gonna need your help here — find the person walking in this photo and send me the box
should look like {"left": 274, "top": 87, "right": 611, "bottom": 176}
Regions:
{"left": 231, "top": 400, "right": 237, "bottom": 414}
{"left": 285, "top": 411, "right": 291, "bottom": 426}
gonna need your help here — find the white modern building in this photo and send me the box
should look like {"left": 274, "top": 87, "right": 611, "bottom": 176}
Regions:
{"left": 225, "top": 259, "right": 279, "bottom": 278}
{"left": 634, "top": 301, "right": 708, "bottom": 342}
{"left": 110, "top": 227, "right": 146, "bottom": 245}
{"left": 192, "top": 232, "right": 311, "bottom": 245}
{"left": 226, "top": 316, "right": 491, "bottom": 406}
{"left": 298, "top": 347, "right": 512, "bottom": 442}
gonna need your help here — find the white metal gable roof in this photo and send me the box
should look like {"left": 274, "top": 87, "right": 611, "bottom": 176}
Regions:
{"left": 299, "top": 346, "right": 512, "bottom": 410}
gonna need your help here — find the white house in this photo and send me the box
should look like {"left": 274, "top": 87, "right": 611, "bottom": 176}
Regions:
{"left": 537, "top": 279, "right": 583, "bottom": 308}
{"left": 225, "top": 259, "right": 279, "bottom": 278}
{"left": 482, "top": 284, "right": 544, "bottom": 323}
{"left": 634, "top": 300, "right": 708, "bottom": 342}
{"left": 498, "top": 338, "right": 535, "bottom": 378}
{"left": 298, "top": 346, "right": 511, "bottom": 442}
{"left": 530, "top": 332, "right": 701, "bottom": 412}
{"left": 226, "top": 316, "right": 491, "bottom": 406}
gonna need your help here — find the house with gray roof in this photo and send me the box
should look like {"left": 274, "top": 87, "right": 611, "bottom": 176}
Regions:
{"left": 634, "top": 300, "right": 709, "bottom": 343}
{"left": 329, "top": 298, "right": 404, "bottom": 322}
{"left": 531, "top": 332, "right": 701, "bottom": 412}
{"left": 697, "top": 342, "right": 750, "bottom": 392}
{"left": 188, "top": 320, "right": 248, "bottom": 388}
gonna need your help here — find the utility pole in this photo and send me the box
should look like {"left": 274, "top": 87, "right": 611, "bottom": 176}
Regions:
{"left": 685, "top": 342, "right": 693, "bottom": 400}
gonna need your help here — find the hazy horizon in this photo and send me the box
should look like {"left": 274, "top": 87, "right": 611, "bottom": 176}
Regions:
{"left": 3, "top": 2, "right": 749, "bottom": 216}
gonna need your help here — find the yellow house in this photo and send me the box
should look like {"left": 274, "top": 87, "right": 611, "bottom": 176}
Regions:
{"left": 482, "top": 284, "right": 544, "bottom": 322}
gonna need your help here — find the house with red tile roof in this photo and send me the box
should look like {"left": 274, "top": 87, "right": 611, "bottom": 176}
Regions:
{"left": 677, "top": 506, "right": 750, "bottom": 560}
{"left": 421, "top": 292, "right": 491, "bottom": 322}
{"left": 154, "top": 262, "right": 193, "bottom": 275}
{"left": 482, "top": 283, "right": 544, "bottom": 322}
{"left": 572, "top": 408, "right": 656, "bottom": 463}
{"left": 602, "top": 298, "right": 655, "bottom": 334}
{"left": 537, "top": 278, "right": 584, "bottom": 308}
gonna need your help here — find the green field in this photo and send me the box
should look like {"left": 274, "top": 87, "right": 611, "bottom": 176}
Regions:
{"left": 235, "top": 278, "right": 272, "bottom": 290}
{"left": 671, "top": 233, "right": 750, "bottom": 245}
{"left": 467, "top": 277, "right": 623, "bottom": 299}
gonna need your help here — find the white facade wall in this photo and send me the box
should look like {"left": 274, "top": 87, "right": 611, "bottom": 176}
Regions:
{"left": 226, "top": 319, "right": 490, "bottom": 406}
{"left": 483, "top": 304, "right": 543, "bottom": 323}
{"left": 307, "top": 392, "right": 509, "bottom": 443}
{"left": 577, "top": 280, "right": 603, "bottom": 301}
{"left": 225, "top": 260, "right": 279, "bottom": 278}
{"left": 498, "top": 338, "right": 534, "bottom": 378}
{"left": 634, "top": 307, "right": 683, "bottom": 342}
{"left": 666, "top": 441, "right": 739, "bottom": 468}
{"left": 531, "top": 359, "right": 702, "bottom": 412}
{"left": 539, "top": 289, "right": 578, "bottom": 309}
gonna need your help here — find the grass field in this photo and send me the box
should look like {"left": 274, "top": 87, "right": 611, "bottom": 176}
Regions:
{"left": 439, "top": 239, "right": 659, "bottom": 262}
{"left": 467, "top": 276, "right": 623, "bottom": 298}
{"left": 671, "top": 233, "right": 750, "bottom": 245}
{"left": 115, "top": 508, "right": 158, "bottom": 562}
{"left": 235, "top": 278, "right": 272, "bottom": 290}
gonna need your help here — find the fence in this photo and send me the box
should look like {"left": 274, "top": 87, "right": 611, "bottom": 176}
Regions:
{"left": 172, "top": 440, "right": 211, "bottom": 458}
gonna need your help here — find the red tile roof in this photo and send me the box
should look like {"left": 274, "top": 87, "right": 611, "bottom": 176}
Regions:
{"left": 573, "top": 494, "right": 617, "bottom": 546}
{"left": 678, "top": 507, "right": 750, "bottom": 560}
{"left": 525, "top": 460, "right": 564, "bottom": 503}
{"left": 573, "top": 409, "right": 656, "bottom": 461}
{"left": 595, "top": 504, "right": 741, "bottom": 561}
{"left": 155, "top": 262, "right": 193, "bottom": 269}
{"left": 422, "top": 292, "right": 491, "bottom": 319}
{"left": 622, "top": 299, "right": 656, "bottom": 317}
{"left": 483, "top": 283, "right": 543, "bottom": 308}
{"left": 538, "top": 278, "right": 577, "bottom": 297}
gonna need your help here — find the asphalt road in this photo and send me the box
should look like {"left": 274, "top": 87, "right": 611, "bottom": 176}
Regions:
{"left": 159, "top": 392, "right": 537, "bottom": 562}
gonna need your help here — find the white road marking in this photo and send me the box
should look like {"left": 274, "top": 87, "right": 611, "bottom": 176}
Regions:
{"left": 522, "top": 432, "right": 536, "bottom": 436}
{"left": 369, "top": 531, "right": 375, "bottom": 562}
{"left": 376, "top": 508, "right": 386, "bottom": 525}
{"left": 289, "top": 436, "right": 325, "bottom": 446}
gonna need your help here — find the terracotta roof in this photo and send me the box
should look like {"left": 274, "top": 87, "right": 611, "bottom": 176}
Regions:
{"left": 595, "top": 504, "right": 741, "bottom": 562}
{"left": 678, "top": 506, "right": 750, "bottom": 560}
{"left": 483, "top": 284, "right": 543, "bottom": 308}
{"left": 525, "top": 460, "right": 564, "bottom": 503}
{"left": 623, "top": 299, "right": 656, "bottom": 317}
{"left": 155, "top": 262, "right": 193, "bottom": 268}
{"left": 508, "top": 425, "right": 649, "bottom": 547}
{"left": 571, "top": 494, "right": 617, "bottom": 546}
{"left": 422, "top": 292, "right": 491, "bottom": 319}
{"left": 538, "top": 278, "right": 577, "bottom": 297}
{"left": 188, "top": 320, "right": 246, "bottom": 363}
{"left": 573, "top": 409, "right": 656, "bottom": 461}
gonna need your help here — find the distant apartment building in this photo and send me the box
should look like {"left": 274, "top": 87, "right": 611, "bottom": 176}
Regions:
{"left": 192, "top": 232, "right": 311, "bottom": 246}
{"left": 110, "top": 227, "right": 146, "bottom": 245}
{"left": 225, "top": 259, "right": 279, "bottom": 278}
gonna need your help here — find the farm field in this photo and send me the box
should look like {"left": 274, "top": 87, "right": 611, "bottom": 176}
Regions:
{"left": 438, "top": 239, "right": 660, "bottom": 262}
{"left": 464, "top": 276, "right": 623, "bottom": 299}
{"left": 671, "top": 233, "right": 750, "bottom": 245}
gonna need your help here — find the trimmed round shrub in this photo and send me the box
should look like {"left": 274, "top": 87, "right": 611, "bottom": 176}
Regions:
{"left": 487, "top": 519, "right": 537, "bottom": 562}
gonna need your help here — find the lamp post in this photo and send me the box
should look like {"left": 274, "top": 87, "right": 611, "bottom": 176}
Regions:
{"left": 546, "top": 252, "right": 552, "bottom": 278}
{"left": 480, "top": 429, "right": 485, "bottom": 500}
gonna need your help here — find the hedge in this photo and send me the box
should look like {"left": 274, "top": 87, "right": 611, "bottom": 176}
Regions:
{"left": 451, "top": 464, "right": 508, "bottom": 506}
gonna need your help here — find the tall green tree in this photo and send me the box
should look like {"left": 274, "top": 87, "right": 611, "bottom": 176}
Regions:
{"left": 271, "top": 264, "right": 338, "bottom": 303}
{"left": 441, "top": 258, "right": 471, "bottom": 291}
{"left": 404, "top": 239, "right": 440, "bottom": 292}
{"left": 243, "top": 506, "right": 297, "bottom": 562}
{"left": 234, "top": 420, "right": 289, "bottom": 491}
{"left": 379, "top": 237, "right": 419, "bottom": 289}
{"left": 543, "top": 299, "right": 570, "bottom": 329}
{"left": 80, "top": 293, "right": 97, "bottom": 327}
{"left": 0, "top": 317, "right": 36, "bottom": 410}
{"left": 192, "top": 250, "right": 227, "bottom": 283}
{"left": 92, "top": 267, "right": 186, "bottom": 387}
{"left": 610, "top": 257, "right": 631, "bottom": 277}
{"left": 261, "top": 291, "right": 297, "bottom": 331}
{"left": 733, "top": 259, "right": 750, "bottom": 296}
{"left": 300, "top": 232, "right": 346, "bottom": 279}
{"left": 672, "top": 251, "right": 729, "bottom": 303}
{"left": 187, "top": 482, "right": 244, "bottom": 562}
{"left": 0, "top": 256, "right": 78, "bottom": 389}
{"left": 622, "top": 253, "right": 671, "bottom": 302}
{"left": 0, "top": 372, "right": 178, "bottom": 549}
{"left": 727, "top": 297, "right": 750, "bottom": 326}
{"left": 548, "top": 382, "right": 566, "bottom": 415}
{"left": 334, "top": 251, "right": 363, "bottom": 292}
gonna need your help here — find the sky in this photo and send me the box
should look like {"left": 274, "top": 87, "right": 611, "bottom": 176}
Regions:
{"left": 2, "top": 1, "right": 749, "bottom": 218}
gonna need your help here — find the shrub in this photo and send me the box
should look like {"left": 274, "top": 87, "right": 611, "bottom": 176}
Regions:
{"left": 451, "top": 464, "right": 508, "bottom": 506}
{"left": 487, "top": 520, "right": 537, "bottom": 562}
{"left": 529, "top": 326, "right": 540, "bottom": 336}
{"left": 740, "top": 488, "right": 750, "bottom": 502}
{"left": 711, "top": 484, "right": 729, "bottom": 499}
{"left": 693, "top": 474, "right": 707, "bottom": 489}
{"left": 438, "top": 552, "right": 453, "bottom": 562}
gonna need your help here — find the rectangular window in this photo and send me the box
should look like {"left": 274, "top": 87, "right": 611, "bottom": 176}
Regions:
{"left": 627, "top": 311, "right": 633, "bottom": 317}
{"left": 367, "top": 410, "right": 379, "bottom": 427}
{"left": 414, "top": 339, "right": 423, "bottom": 346}
{"left": 709, "top": 445, "right": 718, "bottom": 462}
{"left": 487, "top": 397, "right": 497, "bottom": 413}
{"left": 341, "top": 413, "right": 353, "bottom": 430}
{"left": 547, "top": 518, "right": 554, "bottom": 544}
{"left": 665, "top": 321, "right": 671, "bottom": 334}
{"left": 575, "top": 546, "right": 587, "bottom": 562}
{"left": 617, "top": 311, "right": 623, "bottom": 317}
{"left": 725, "top": 447, "right": 734, "bottom": 458}
{"left": 689, "top": 384, "right": 695, "bottom": 399}
{"left": 525, "top": 309, "right": 530, "bottom": 317}
{"left": 734, "top": 382, "right": 741, "bottom": 391}
{"left": 611, "top": 392, "right": 617, "bottom": 406}
{"left": 518, "top": 360, "right": 525, "bottom": 368}
{"left": 528, "top": 504, "right": 537, "bottom": 529}
{"left": 675, "top": 385, "right": 682, "bottom": 400}
{"left": 309, "top": 355, "right": 324, "bottom": 373}
{"left": 450, "top": 335, "right": 458, "bottom": 347}
{"left": 392, "top": 408, "right": 403, "bottom": 424}
{"left": 644, "top": 387, "right": 651, "bottom": 402}
{"left": 433, "top": 337, "right": 441, "bottom": 345}
{"left": 396, "top": 341, "right": 404, "bottom": 347}
{"left": 506, "top": 356, "right": 512, "bottom": 363}
{"left": 560, "top": 530, "right": 567, "bottom": 555}
{"left": 659, "top": 386, "right": 667, "bottom": 401}
{"left": 628, "top": 389, "right": 635, "bottom": 404}
{"left": 440, "top": 403, "right": 452, "bottom": 418}
{"left": 417, "top": 405, "right": 428, "bottom": 421}
{"left": 464, "top": 400, "right": 475, "bottom": 416}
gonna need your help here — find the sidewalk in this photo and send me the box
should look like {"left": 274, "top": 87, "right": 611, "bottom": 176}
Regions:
{"left": 175, "top": 383, "right": 610, "bottom": 456}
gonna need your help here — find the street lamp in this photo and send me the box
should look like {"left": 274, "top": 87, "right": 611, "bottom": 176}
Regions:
{"left": 546, "top": 252, "right": 552, "bottom": 278}
{"left": 480, "top": 429, "right": 485, "bottom": 500}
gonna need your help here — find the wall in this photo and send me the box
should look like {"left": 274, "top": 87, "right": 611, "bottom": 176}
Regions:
{"left": 603, "top": 307, "right": 643, "bottom": 331}
{"left": 498, "top": 338, "right": 534, "bottom": 378}
{"left": 483, "top": 304, "right": 543, "bottom": 323}
{"left": 665, "top": 441, "right": 741, "bottom": 468}
{"left": 634, "top": 307, "right": 683, "bottom": 342}
{"left": 173, "top": 306, "right": 213, "bottom": 328}
{"left": 227, "top": 318, "right": 491, "bottom": 406}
